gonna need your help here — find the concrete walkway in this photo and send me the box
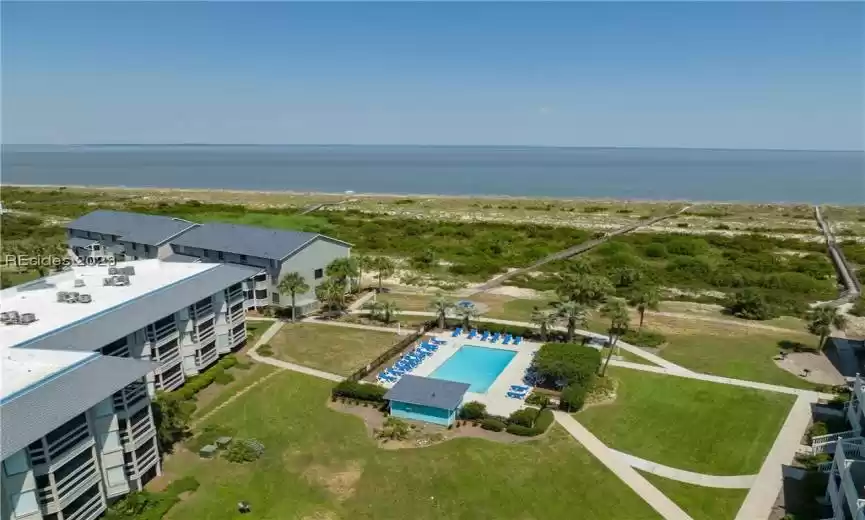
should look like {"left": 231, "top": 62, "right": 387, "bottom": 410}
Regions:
{"left": 611, "top": 450, "right": 756, "bottom": 489}
{"left": 245, "top": 316, "right": 277, "bottom": 322}
{"left": 247, "top": 320, "right": 345, "bottom": 382}
{"left": 389, "top": 311, "right": 691, "bottom": 373}
{"left": 301, "top": 317, "right": 411, "bottom": 336}
{"left": 734, "top": 394, "right": 814, "bottom": 520}
{"left": 348, "top": 290, "right": 377, "bottom": 311}
{"left": 553, "top": 412, "right": 692, "bottom": 520}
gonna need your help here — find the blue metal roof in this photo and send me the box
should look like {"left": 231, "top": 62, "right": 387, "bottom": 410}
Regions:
{"left": 67, "top": 210, "right": 198, "bottom": 246}
{"left": 170, "top": 222, "right": 348, "bottom": 260}
{"left": 384, "top": 375, "right": 470, "bottom": 410}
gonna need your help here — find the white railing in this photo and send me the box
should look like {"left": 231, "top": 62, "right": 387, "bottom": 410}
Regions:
{"left": 158, "top": 367, "right": 185, "bottom": 391}
{"left": 47, "top": 422, "right": 90, "bottom": 460}
{"left": 814, "top": 430, "right": 858, "bottom": 446}
{"left": 828, "top": 474, "right": 843, "bottom": 518}
{"left": 65, "top": 491, "right": 104, "bottom": 520}
{"left": 155, "top": 345, "right": 181, "bottom": 369}
{"left": 818, "top": 461, "right": 835, "bottom": 472}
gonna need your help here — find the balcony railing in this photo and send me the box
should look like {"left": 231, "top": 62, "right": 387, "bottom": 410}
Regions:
{"left": 38, "top": 457, "right": 99, "bottom": 511}
{"left": 113, "top": 381, "right": 148, "bottom": 412}
{"left": 154, "top": 344, "right": 181, "bottom": 369}
{"left": 157, "top": 366, "right": 185, "bottom": 391}
{"left": 47, "top": 422, "right": 90, "bottom": 461}
{"left": 64, "top": 490, "right": 104, "bottom": 520}
{"left": 120, "top": 414, "right": 155, "bottom": 450}
{"left": 195, "top": 346, "right": 219, "bottom": 369}
{"left": 125, "top": 443, "right": 159, "bottom": 480}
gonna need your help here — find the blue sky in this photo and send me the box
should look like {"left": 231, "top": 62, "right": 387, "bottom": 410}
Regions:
{"left": 2, "top": 2, "right": 863, "bottom": 150}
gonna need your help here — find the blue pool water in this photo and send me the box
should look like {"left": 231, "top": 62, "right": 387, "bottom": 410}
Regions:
{"left": 429, "top": 346, "right": 517, "bottom": 393}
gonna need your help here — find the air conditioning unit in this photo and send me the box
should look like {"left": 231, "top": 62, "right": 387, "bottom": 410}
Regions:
{"left": 77, "top": 294, "right": 92, "bottom": 304}
{"left": 103, "top": 277, "right": 114, "bottom": 286}
{"left": 74, "top": 279, "right": 86, "bottom": 287}
{"left": 57, "top": 291, "right": 69, "bottom": 303}
{"left": 20, "top": 313, "right": 36, "bottom": 324}
{"left": 0, "top": 312, "right": 13, "bottom": 324}
{"left": 122, "top": 266, "right": 135, "bottom": 276}
{"left": 2, "top": 311, "right": 20, "bottom": 325}
{"left": 108, "top": 267, "right": 119, "bottom": 275}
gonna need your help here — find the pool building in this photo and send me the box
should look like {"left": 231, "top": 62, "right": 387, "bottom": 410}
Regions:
{"left": 384, "top": 375, "right": 470, "bottom": 427}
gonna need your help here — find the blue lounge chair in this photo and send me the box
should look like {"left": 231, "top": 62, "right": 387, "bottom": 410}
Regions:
{"left": 491, "top": 333, "right": 500, "bottom": 343}
{"left": 507, "top": 390, "right": 529, "bottom": 399}
{"left": 431, "top": 337, "right": 448, "bottom": 345}
{"left": 509, "top": 385, "right": 530, "bottom": 392}
{"left": 451, "top": 329, "right": 460, "bottom": 337}
{"left": 502, "top": 336, "right": 511, "bottom": 345}
{"left": 514, "top": 336, "right": 522, "bottom": 345}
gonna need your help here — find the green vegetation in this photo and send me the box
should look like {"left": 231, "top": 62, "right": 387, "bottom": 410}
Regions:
{"left": 106, "top": 476, "right": 200, "bottom": 520}
{"left": 163, "top": 371, "right": 660, "bottom": 520}
{"left": 332, "top": 380, "right": 388, "bottom": 402}
{"left": 639, "top": 472, "right": 747, "bottom": 520}
{"left": 244, "top": 320, "right": 271, "bottom": 345}
{"left": 268, "top": 323, "right": 400, "bottom": 376}
{"left": 578, "top": 368, "right": 796, "bottom": 474}
{"left": 528, "top": 343, "right": 600, "bottom": 391}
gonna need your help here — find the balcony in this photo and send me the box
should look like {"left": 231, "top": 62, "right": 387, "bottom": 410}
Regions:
{"left": 46, "top": 421, "right": 91, "bottom": 462}
{"left": 828, "top": 438, "right": 865, "bottom": 520}
{"left": 120, "top": 412, "right": 156, "bottom": 452}
{"left": 64, "top": 491, "right": 104, "bottom": 520}
{"left": 153, "top": 341, "right": 182, "bottom": 371}
{"left": 157, "top": 364, "right": 185, "bottom": 391}
{"left": 38, "top": 452, "right": 100, "bottom": 513}
{"left": 125, "top": 442, "right": 159, "bottom": 480}
{"left": 195, "top": 343, "right": 219, "bottom": 370}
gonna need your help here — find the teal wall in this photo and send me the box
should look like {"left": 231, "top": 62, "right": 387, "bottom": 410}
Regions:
{"left": 390, "top": 401, "right": 457, "bottom": 426}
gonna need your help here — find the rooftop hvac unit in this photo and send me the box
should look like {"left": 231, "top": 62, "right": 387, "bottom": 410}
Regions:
{"left": 57, "top": 291, "right": 69, "bottom": 303}
{"left": 103, "top": 277, "right": 114, "bottom": 286}
{"left": 0, "top": 312, "right": 15, "bottom": 324}
{"left": 2, "top": 311, "right": 20, "bottom": 324}
{"left": 108, "top": 267, "right": 119, "bottom": 275}
{"left": 77, "top": 294, "right": 92, "bottom": 304}
{"left": 20, "top": 313, "right": 36, "bottom": 324}
{"left": 74, "top": 279, "right": 86, "bottom": 287}
{"left": 122, "top": 266, "right": 136, "bottom": 276}
{"left": 111, "top": 275, "right": 130, "bottom": 286}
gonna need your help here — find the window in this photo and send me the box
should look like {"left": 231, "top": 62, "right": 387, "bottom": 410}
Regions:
{"left": 245, "top": 290, "right": 254, "bottom": 300}
{"left": 3, "top": 450, "right": 28, "bottom": 476}
{"left": 240, "top": 254, "right": 247, "bottom": 262}
{"left": 131, "top": 243, "right": 138, "bottom": 251}
{"left": 218, "top": 251, "right": 224, "bottom": 261}
{"left": 253, "top": 272, "right": 267, "bottom": 282}
{"left": 314, "top": 268, "right": 324, "bottom": 280}
{"left": 272, "top": 293, "right": 280, "bottom": 304}
{"left": 10, "top": 491, "right": 38, "bottom": 517}
{"left": 254, "top": 289, "right": 267, "bottom": 299}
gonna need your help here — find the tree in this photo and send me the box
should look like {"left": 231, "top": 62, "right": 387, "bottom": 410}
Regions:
{"left": 455, "top": 304, "right": 480, "bottom": 330}
{"left": 277, "top": 272, "right": 309, "bottom": 322}
{"left": 725, "top": 288, "right": 773, "bottom": 320}
{"left": 152, "top": 394, "right": 192, "bottom": 453}
{"left": 355, "top": 254, "right": 375, "bottom": 291}
{"left": 316, "top": 278, "right": 348, "bottom": 313}
{"left": 326, "top": 257, "right": 359, "bottom": 293}
{"left": 553, "top": 300, "right": 587, "bottom": 344}
{"left": 629, "top": 286, "right": 660, "bottom": 330}
{"left": 373, "top": 257, "right": 396, "bottom": 292}
{"left": 599, "top": 297, "right": 630, "bottom": 376}
{"left": 612, "top": 267, "right": 641, "bottom": 288}
{"left": 368, "top": 300, "right": 400, "bottom": 324}
{"left": 557, "top": 273, "right": 613, "bottom": 308}
{"left": 807, "top": 305, "right": 848, "bottom": 350}
{"left": 429, "top": 295, "right": 454, "bottom": 329}
{"left": 530, "top": 308, "right": 557, "bottom": 342}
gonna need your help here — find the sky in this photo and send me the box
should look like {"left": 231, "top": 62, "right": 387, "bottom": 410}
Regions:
{"left": 2, "top": 2, "right": 863, "bottom": 150}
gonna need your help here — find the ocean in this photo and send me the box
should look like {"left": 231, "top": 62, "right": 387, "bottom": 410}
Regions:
{"left": 2, "top": 145, "right": 863, "bottom": 204}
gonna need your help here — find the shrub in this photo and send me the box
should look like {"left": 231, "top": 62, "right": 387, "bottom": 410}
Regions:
{"left": 213, "top": 370, "right": 235, "bottom": 385}
{"left": 525, "top": 391, "right": 551, "bottom": 408}
{"left": 807, "top": 422, "right": 829, "bottom": 443}
{"left": 506, "top": 424, "right": 537, "bottom": 436}
{"left": 164, "top": 476, "right": 200, "bottom": 495}
{"left": 480, "top": 418, "right": 506, "bottom": 432}
{"left": 257, "top": 344, "right": 274, "bottom": 357}
{"left": 621, "top": 329, "right": 666, "bottom": 348}
{"left": 794, "top": 452, "right": 831, "bottom": 471}
{"left": 377, "top": 417, "right": 411, "bottom": 440}
{"left": 234, "top": 360, "right": 252, "bottom": 370}
{"left": 188, "top": 424, "right": 235, "bottom": 453}
{"left": 508, "top": 408, "right": 537, "bottom": 428}
{"left": 534, "top": 409, "right": 554, "bottom": 433}
{"left": 459, "top": 401, "right": 487, "bottom": 420}
{"left": 332, "top": 380, "right": 388, "bottom": 402}
{"left": 560, "top": 384, "right": 587, "bottom": 412}
{"left": 645, "top": 243, "right": 667, "bottom": 258}
{"left": 224, "top": 440, "right": 262, "bottom": 463}
{"left": 725, "top": 288, "right": 775, "bottom": 320}
{"left": 851, "top": 298, "right": 865, "bottom": 318}
{"left": 218, "top": 355, "right": 238, "bottom": 370}
{"left": 528, "top": 343, "right": 600, "bottom": 390}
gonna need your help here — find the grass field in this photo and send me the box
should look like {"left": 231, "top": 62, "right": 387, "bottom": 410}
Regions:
{"left": 245, "top": 320, "right": 273, "bottom": 345}
{"left": 191, "top": 362, "right": 276, "bottom": 420}
{"left": 639, "top": 472, "right": 748, "bottom": 520}
{"left": 268, "top": 323, "right": 401, "bottom": 376}
{"left": 577, "top": 368, "right": 795, "bottom": 475}
{"left": 162, "top": 371, "right": 661, "bottom": 520}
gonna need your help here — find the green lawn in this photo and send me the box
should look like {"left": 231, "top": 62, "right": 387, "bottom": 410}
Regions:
{"left": 164, "top": 371, "right": 661, "bottom": 520}
{"left": 639, "top": 472, "right": 747, "bottom": 520}
{"left": 191, "top": 363, "right": 277, "bottom": 420}
{"left": 578, "top": 368, "right": 795, "bottom": 475}
{"left": 245, "top": 320, "right": 272, "bottom": 346}
{"left": 268, "top": 323, "right": 401, "bottom": 376}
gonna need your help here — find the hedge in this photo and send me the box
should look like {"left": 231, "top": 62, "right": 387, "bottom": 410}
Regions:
{"left": 459, "top": 401, "right": 487, "bottom": 420}
{"left": 508, "top": 409, "right": 537, "bottom": 428}
{"left": 481, "top": 418, "right": 506, "bottom": 432}
{"left": 560, "top": 384, "right": 588, "bottom": 412}
{"left": 621, "top": 329, "right": 666, "bottom": 348}
{"left": 105, "top": 477, "right": 200, "bottom": 520}
{"left": 504, "top": 409, "right": 554, "bottom": 437}
{"left": 332, "top": 380, "right": 388, "bottom": 402}
{"left": 527, "top": 343, "right": 600, "bottom": 390}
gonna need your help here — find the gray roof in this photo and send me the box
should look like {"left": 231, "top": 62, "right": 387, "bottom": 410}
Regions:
{"left": 1, "top": 354, "right": 156, "bottom": 459}
{"left": 163, "top": 253, "right": 201, "bottom": 263}
{"left": 170, "top": 222, "right": 349, "bottom": 261}
{"left": 66, "top": 210, "right": 198, "bottom": 246}
{"left": 384, "top": 375, "right": 470, "bottom": 410}
{"left": 69, "top": 237, "right": 97, "bottom": 249}
{"left": 12, "top": 263, "right": 260, "bottom": 352}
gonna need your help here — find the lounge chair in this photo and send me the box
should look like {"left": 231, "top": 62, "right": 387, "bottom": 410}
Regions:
{"left": 480, "top": 331, "right": 490, "bottom": 341}
{"left": 491, "top": 333, "right": 500, "bottom": 343}
{"left": 514, "top": 336, "right": 522, "bottom": 345}
{"left": 509, "top": 385, "right": 529, "bottom": 392}
{"left": 502, "top": 336, "right": 511, "bottom": 345}
{"left": 506, "top": 390, "right": 529, "bottom": 399}
{"left": 451, "top": 329, "right": 460, "bottom": 337}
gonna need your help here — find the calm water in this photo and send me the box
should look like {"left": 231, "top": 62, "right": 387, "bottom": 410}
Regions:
{"left": 2, "top": 145, "right": 863, "bottom": 204}
{"left": 429, "top": 345, "right": 517, "bottom": 393}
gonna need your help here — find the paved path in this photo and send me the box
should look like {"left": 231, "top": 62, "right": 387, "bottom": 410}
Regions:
{"left": 608, "top": 359, "right": 831, "bottom": 399}
{"left": 469, "top": 205, "right": 692, "bottom": 294}
{"left": 246, "top": 316, "right": 278, "bottom": 322}
{"left": 301, "top": 317, "right": 410, "bottom": 335}
{"left": 734, "top": 394, "right": 814, "bottom": 520}
{"left": 554, "top": 412, "right": 692, "bottom": 520}
{"left": 611, "top": 450, "right": 756, "bottom": 489}
{"left": 348, "top": 290, "right": 377, "bottom": 311}
{"left": 389, "top": 311, "right": 692, "bottom": 373}
{"left": 247, "top": 320, "right": 346, "bottom": 382}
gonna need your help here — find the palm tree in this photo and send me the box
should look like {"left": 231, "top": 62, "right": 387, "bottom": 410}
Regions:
{"left": 629, "top": 286, "right": 660, "bottom": 330}
{"left": 316, "top": 278, "right": 348, "bottom": 313}
{"left": 326, "top": 257, "right": 359, "bottom": 293}
{"left": 277, "top": 272, "right": 309, "bottom": 322}
{"left": 557, "top": 273, "right": 613, "bottom": 308}
{"left": 455, "top": 304, "right": 480, "bottom": 331}
{"left": 355, "top": 254, "right": 375, "bottom": 291}
{"left": 554, "top": 300, "right": 587, "bottom": 343}
{"left": 530, "top": 308, "right": 557, "bottom": 342}
{"left": 429, "top": 295, "right": 454, "bottom": 329}
{"left": 807, "top": 305, "right": 848, "bottom": 350}
{"left": 373, "top": 257, "right": 396, "bottom": 292}
{"left": 600, "top": 297, "right": 631, "bottom": 376}
{"left": 376, "top": 300, "right": 400, "bottom": 324}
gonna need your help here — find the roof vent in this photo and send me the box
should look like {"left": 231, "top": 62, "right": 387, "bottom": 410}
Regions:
{"left": 103, "top": 277, "right": 114, "bottom": 286}
{"left": 112, "top": 275, "right": 131, "bottom": 286}
{"left": 1, "top": 311, "right": 20, "bottom": 325}
{"left": 121, "top": 266, "right": 136, "bottom": 276}
{"left": 57, "top": 291, "right": 69, "bottom": 302}
{"left": 19, "top": 313, "right": 36, "bottom": 325}
{"left": 108, "top": 267, "right": 119, "bottom": 275}
{"left": 77, "top": 294, "right": 92, "bottom": 304}
{"left": 74, "top": 279, "right": 86, "bottom": 288}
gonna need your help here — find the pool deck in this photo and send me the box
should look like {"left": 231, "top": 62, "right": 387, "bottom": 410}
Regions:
{"left": 378, "top": 332, "right": 542, "bottom": 417}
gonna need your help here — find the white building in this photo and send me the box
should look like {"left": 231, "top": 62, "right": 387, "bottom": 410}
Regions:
{"left": 0, "top": 259, "right": 259, "bottom": 520}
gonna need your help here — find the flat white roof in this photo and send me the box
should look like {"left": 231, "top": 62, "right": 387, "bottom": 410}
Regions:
{"left": 1, "top": 348, "right": 97, "bottom": 402}
{"left": 0, "top": 260, "right": 218, "bottom": 351}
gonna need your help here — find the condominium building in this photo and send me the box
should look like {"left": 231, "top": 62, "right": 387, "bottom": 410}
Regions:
{"left": 67, "top": 211, "right": 351, "bottom": 314}
{"left": 1, "top": 259, "right": 259, "bottom": 520}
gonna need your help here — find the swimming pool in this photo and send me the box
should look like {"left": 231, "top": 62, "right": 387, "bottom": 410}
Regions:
{"left": 428, "top": 345, "right": 517, "bottom": 393}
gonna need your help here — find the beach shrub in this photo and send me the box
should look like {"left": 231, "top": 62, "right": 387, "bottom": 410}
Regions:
{"left": 224, "top": 440, "right": 262, "bottom": 463}
{"left": 807, "top": 422, "right": 829, "bottom": 443}
{"left": 559, "top": 384, "right": 588, "bottom": 412}
{"left": 213, "top": 370, "right": 234, "bottom": 385}
{"left": 725, "top": 288, "right": 775, "bottom": 320}
{"left": 218, "top": 355, "right": 238, "bottom": 370}
{"left": 505, "top": 424, "right": 537, "bottom": 436}
{"left": 459, "top": 401, "right": 487, "bottom": 421}
{"left": 480, "top": 418, "right": 506, "bottom": 432}
{"left": 257, "top": 344, "right": 274, "bottom": 357}
{"left": 508, "top": 409, "right": 537, "bottom": 428}
{"left": 644, "top": 243, "right": 667, "bottom": 258}
{"left": 621, "top": 329, "right": 666, "bottom": 348}
{"left": 850, "top": 297, "right": 865, "bottom": 318}
{"left": 104, "top": 477, "right": 199, "bottom": 520}
{"left": 534, "top": 409, "right": 554, "bottom": 433}
{"left": 527, "top": 343, "right": 600, "bottom": 390}
{"left": 505, "top": 409, "right": 554, "bottom": 437}
{"left": 332, "top": 380, "right": 388, "bottom": 402}
{"left": 525, "top": 391, "right": 551, "bottom": 408}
